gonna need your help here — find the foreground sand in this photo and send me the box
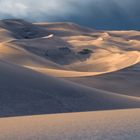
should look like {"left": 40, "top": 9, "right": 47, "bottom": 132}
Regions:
{"left": 0, "top": 109, "right": 140, "bottom": 140}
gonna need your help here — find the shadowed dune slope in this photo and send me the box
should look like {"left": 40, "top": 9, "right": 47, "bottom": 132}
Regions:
{"left": 0, "top": 60, "right": 140, "bottom": 117}
{"left": 0, "top": 42, "right": 64, "bottom": 69}
{"left": 68, "top": 63, "right": 140, "bottom": 97}
{"left": 0, "top": 19, "right": 51, "bottom": 40}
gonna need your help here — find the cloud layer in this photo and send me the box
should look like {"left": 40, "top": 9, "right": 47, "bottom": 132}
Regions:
{"left": 0, "top": 0, "right": 140, "bottom": 30}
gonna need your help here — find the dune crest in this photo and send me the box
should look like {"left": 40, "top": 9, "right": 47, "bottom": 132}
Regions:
{"left": 1, "top": 19, "right": 140, "bottom": 77}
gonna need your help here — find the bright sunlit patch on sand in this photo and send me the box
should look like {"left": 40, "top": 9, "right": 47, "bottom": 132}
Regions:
{"left": 42, "top": 34, "right": 54, "bottom": 39}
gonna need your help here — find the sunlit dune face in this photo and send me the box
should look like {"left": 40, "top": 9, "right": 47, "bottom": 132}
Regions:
{"left": 1, "top": 20, "right": 140, "bottom": 78}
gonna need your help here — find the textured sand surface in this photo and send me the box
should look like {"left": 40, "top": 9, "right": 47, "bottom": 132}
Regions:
{"left": 0, "top": 109, "right": 140, "bottom": 140}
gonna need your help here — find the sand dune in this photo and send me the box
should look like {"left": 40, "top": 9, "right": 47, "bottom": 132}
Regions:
{"left": 69, "top": 63, "right": 140, "bottom": 97}
{"left": 0, "top": 19, "right": 140, "bottom": 139}
{"left": 0, "top": 19, "right": 50, "bottom": 39}
{"left": 2, "top": 39, "right": 140, "bottom": 78}
{"left": 1, "top": 59, "right": 140, "bottom": 117}
{"left": 1, "top": 29, "right": 140, "bottom": 78}
{"left": 24, "top": 51, "right": 140, "bottom": 77}
{"left": 0, "top": 42, "right": 64, "bottom": 69}
{"left": 35, "top": 22, "right": 95, "bottom": 34}
{"left": 0, "top": 109, "right": 139, "bottom": 140}
{"left": 0, "top": 19, "right": 139, "bottom": 116}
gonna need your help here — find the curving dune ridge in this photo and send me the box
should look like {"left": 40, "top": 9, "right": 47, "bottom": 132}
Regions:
{"left": 1, "top": 20, "right": 140, "bottom": 78}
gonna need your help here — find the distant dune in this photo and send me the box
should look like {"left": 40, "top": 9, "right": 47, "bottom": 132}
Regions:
{"left": 0, "top": 19, "right": 140, "bottom": 139}
{"left": 1, "top": 19, "right": 140, "bottom": 78}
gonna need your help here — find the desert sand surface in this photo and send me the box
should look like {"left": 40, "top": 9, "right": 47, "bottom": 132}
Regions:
{"left": 0, "top": 109, "right": 140, "bottom": 140}
{"left": 69, "top": 63, "right": 140, "bottom": 97}
{"left": 1, "top": 59, "right": 140, "bottom": 117}
{"left": 0, "top": 19, "right": 140, "bottom": 139}
{"left": 1, "top": 20, "right": 140, "bottom": 78}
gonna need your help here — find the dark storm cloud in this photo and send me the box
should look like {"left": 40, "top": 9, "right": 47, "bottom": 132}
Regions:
{"left": 0, "top": 0, "right": 140, "bottom": 30}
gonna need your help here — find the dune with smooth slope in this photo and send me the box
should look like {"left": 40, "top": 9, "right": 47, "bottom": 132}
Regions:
{"left": 1, "top": 19, "right": 140, "bottom": 79}
{"left": 0, "top": 59, "right": 140, "bottom": 117}
{"left": 0, "top": 19, "right": 140, "bottom": 139}
{"left": 68, "top": 63, "right": 140, "bottom": 97}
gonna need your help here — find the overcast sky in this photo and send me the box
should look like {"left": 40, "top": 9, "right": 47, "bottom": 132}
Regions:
{"left": 0, "top": 0, "right": 140, "bottom": 30}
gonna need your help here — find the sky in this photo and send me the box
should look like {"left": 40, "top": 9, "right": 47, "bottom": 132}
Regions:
{"left": 0, "top": 0, "right": 140, "bottom": 30}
